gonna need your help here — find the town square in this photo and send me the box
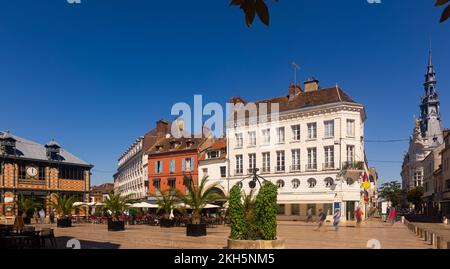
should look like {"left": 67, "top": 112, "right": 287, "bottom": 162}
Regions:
{"left": 0, "top": 0, "right": 450, "bottom": 253}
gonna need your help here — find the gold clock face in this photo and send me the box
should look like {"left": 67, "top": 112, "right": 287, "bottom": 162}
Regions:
{"left": 26, "top": 166, "right": 38, "bottom": 178}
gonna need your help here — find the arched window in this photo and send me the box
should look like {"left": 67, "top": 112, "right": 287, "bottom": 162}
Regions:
{"left": 292, "top": 179, "right": 300, "bottom": 189}
{"left": 346, "top": 178, "right": 355, "bottom": 185}
{"left": 324, "top": 177, "right": 334, "bottom": 187}
{"left": 276, "top": 180, "right": 285, "bottom": 189}
{"left": 307, "top": 178, "right": 317, "bottom": 188}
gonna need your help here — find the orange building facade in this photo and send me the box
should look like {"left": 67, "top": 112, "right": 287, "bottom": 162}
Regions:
{"left": 147, "top": 137, "right": 207, "bottom": 196}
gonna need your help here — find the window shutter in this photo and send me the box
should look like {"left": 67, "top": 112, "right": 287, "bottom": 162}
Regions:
{"left": 190, "top": 157, "right": 195, "bottom": 171}
{"left": 155, "top": 161, "right": 158, "bottom": 174}
{"left": 182, "top": 159, "right": 185, "bottom": 172}
{"left": 160, "top": 161, "right": 163, "bottom": 173}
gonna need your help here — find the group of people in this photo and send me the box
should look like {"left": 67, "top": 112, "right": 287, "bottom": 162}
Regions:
{"left": 308, "top": 206, "right": 366, "bottom": 232}
{"left": 32, "top": 208, "right": 56, "bottom": 224}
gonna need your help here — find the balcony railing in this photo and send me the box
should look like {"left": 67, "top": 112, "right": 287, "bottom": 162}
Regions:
{"left": 322, "top": 163, "right": 335, "bottom": 170}
{"left": 275, "top": 166, "right": 286, "bottom": 173}
{"left": 290, "top": 165, "right": 301, "bottom": 172}
{"left": 261, "top": 167, "right": 271, "bottom": 174}
{"left": 342, "top": 161, "right": 365, "bottom": 170}
{"left": 235, "top": 169, "right": 244, "bottom": 176}
{"left": 305, "top": 164, "right": 317, "bottom": 171}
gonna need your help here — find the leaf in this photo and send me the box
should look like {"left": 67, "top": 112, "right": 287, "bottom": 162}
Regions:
{"left": 229, "top": 0, "right": 244, "bottom": 6}
{"left": 242, "top": 0, "right": 256, "bottom": 27}
{"left": 435, "top": 0, "right": 449, "bottom": 7}
{"left": 441, "top": 4, "right": 450, "bottom": 22}
{"left": 255, "top": 0, "right": 270, "bottom": 26}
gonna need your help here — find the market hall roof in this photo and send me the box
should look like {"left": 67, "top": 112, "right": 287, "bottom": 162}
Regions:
{"left": 0, "top": 131, "right": 92, "bottom": 167}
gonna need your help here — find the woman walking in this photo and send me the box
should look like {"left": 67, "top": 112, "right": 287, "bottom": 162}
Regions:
{"left": 333, "top": 209, "right": 341, "bottom": 231}
{"left": 389, "top": 206, "right": 397, "bottom": 225}
{"left": 355, "top": 207, "right": 363, "bottom": 227}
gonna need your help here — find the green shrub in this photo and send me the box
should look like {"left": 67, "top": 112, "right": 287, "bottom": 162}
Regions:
{"left": 229, "top": 185, "right": 246, "bottom": 240}
{"left": 229, "top": 181, "right": 278, "bottom": 241}
{"left": 255, "top": 181, "right": 278, "bottom": 240}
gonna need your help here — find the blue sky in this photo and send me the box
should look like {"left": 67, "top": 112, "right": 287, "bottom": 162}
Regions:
{"left": 0, "top": 0, "right": 449, "bottom": 186}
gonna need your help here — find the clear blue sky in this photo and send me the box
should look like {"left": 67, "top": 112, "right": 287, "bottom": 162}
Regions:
{"left": 0, "top": 0, "right": 449, "bottom": 186}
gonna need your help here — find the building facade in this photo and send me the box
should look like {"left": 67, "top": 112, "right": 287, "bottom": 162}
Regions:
{"left": 0, "top": 131, "right": 93, "bottom": 218}
{"left": 91, "top": 183, "right": 114, "bottom": 203}
{"left": 422, "top": 143, "right": 444, "bottom": 216}
{"left": 147, "top": 134, "right": 207, "bottom": 197}
{"left": 114, "top": 120, "right": 170, "bottom": 200}
{"left": 226, "top": 80, "right": 372, "bottom": 221}
{"left": 402, "top": 52, "right": 445, "bottom": 196}
{"left": 198, "top": 138, "right": 228, "bottom": 195}
{"left": 441, "top": 131, "right": 450, "bottom": 217}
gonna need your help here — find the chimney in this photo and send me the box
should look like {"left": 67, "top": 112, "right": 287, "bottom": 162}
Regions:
{"left": 304, "top": 77, "right": 319, "bottom": 92}
{"left": 230, "top": 96, "right": 235, "bottom": 105}
{"left": 156, "top": 120, "right": 169, "bottom": 139}
{"left": 289, "top": 83, "right": 303, "bottom": 99}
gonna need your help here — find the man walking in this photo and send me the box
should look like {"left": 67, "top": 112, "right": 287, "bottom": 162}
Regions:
{"left": 355, "top": 207, "right": 363, "bottom": 227}
{"left": 306, "top": 208, "right": 313, "bottom": 223}
{"left": 389, "top": 206, "right": 397, "bottom": 225}
{"left": 333, "top": 209, "right": 341, "bottom": 231}
{"left": 39, "top": 208, "right": 46, "bottom": 225}
{"left": 315, "top": 209, "right": 327, "bottom": 231}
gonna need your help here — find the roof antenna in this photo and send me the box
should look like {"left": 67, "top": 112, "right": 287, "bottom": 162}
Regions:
{"left": 291, "top": 61, "right": 300, "bottom": 86}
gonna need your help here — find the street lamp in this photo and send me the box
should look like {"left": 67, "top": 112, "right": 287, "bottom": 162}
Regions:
{"left": 238, "top": 168, "right": 268, "bottom": 190}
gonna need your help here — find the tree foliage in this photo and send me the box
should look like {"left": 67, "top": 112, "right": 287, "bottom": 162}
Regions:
{"left": 15, "top": 195, "right": 40, "bottom": 218}
{"left": 436, "top": 0, "right": 450, "bottom": 23}
{"left": 407, "top": 186, "right": 424, "bottom": 212}
{"left": 103, "top": 193, "right": 130, "bottom": 221}
{"left": 48, "top": 195, "right": 81, "bottom": 220}
{"left": 180, "top": 176, "right": 225, "bottom": 224}
{"left": 378, "top": 181, "right": 403, "bottom": 206}
{"left": 230, "top": 0, "right": 278, "bottom": 27}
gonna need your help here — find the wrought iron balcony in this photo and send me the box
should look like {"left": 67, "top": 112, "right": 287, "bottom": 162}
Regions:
{"left": 322, "top": 163, "right": 335, "bottom": 170}
{"left": 305, "top": 164, "right": 317, "bottom": 171}
{"left": 290, "top": 165, "right": 301, "bottom": 172}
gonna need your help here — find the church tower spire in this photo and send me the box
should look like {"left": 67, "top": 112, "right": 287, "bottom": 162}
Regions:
{"left": 419, "top": 50, "right": 443, "bottom": 146}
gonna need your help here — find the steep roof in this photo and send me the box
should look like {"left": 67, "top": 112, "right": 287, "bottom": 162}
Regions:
{"left": 199, "top": 138, "right": 227, "bottom": 161}
{"left": 0, "top": 131, "right": 91, "bottom": 166}
{"left": 147, "top": 136, "right": 205, "bottom": 155}
{"left": 232, "top": 86, "right": 357, "bottom": 114}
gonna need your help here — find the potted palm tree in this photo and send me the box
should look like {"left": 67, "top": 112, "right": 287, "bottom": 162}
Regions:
{"left": 104, "top": 193, "right": 130, "bottom": 231}
{"left": 49, "top": 195, "right": 80, "bottom": 228}
{"left": 14, "top": 195, "right": 39, "bottom": 226}
{"left": 181, "top": 176, "right": 225, "bottom": 237}
{"left": 155, "top": 189, "right": 182, "bottom": 228}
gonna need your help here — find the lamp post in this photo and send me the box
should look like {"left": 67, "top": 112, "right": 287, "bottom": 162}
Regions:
{"left": 238, "top": 168, "right": 268, "bottom": 190}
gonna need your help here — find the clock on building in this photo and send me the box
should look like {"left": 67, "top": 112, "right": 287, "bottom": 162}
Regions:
{"left": 26, "top": 166, "right": 38, "bottom": 178}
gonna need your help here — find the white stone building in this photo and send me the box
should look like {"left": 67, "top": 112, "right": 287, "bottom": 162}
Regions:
{"left": 114, "top": 120, "right": 170, "bottom": 200}
{"left": 198, "top": 138, "right": 229, "bottom": 195}
{"left": 226, "top": 80, "right": 372, "bottom": 220}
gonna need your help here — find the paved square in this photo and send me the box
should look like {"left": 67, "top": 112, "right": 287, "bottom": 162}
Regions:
{"left": 40, "top": 220, "right": 431, "bottom": 249}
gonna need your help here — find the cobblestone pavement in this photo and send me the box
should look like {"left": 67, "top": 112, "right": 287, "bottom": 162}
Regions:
{"left": 31, "top": 219, "right": 431, "bottom": 249}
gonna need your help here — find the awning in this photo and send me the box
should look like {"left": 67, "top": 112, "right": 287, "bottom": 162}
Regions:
{"left": 277, "top": 193, "right": 336, "bottom": 204}
{"left": 130, "top": 202, "right": 158, "bottom": 209}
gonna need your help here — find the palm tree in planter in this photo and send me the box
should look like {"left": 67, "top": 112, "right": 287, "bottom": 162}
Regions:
{"left": 181, "top": 176, "right": 225, "bottom": 237}
{"left": 103, "top": 193, "right": 130, "bottom": 231}
{"left": 49, "top": 195, "right": 81, "bottom": 228}
{"left": 14, "top": 195, "right": 39, "bottom": 227}
{"left": 155, "top": 189, "right": 182, "bottom": 228}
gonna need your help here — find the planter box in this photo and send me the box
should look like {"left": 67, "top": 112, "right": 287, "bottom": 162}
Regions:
{"left": 107, "top": 220, "right": 125, "bottom": 231}
{"left": 186, "top": 224, "right": 207, "bottom": 237}
{"left": 160, "top": 219, "right": 175, "bottom": 228}
{"left": 227, "top": 239, "right": 285, "bottom": 249}
{"left": 57, "top": 218, "right": 72, "bottom": 228}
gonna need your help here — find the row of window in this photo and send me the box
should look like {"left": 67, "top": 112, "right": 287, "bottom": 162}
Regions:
{"left": 202, "top": 166, "right": 227, "bottom": 179}
{"left": 234, "top": 119, "right": 356, "bottom": 148}
{"left": 234, "top": 146, "right": 355, "bottom": 174}
{"left": 154, "top": 157, "right": 195, "bottom": 174}
{"left": 152, "top": 177, "right": 192, "bottom": 190}
{"left": 15, "top": 165, "right": 86, "bottom": 181}
{"left": 235, "top": 177, "right": 356, "bottom": 190}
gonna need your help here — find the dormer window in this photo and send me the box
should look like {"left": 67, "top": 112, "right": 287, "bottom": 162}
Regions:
{"left": 155, "top": 145, "right": 164, "bottom": 152}
{"left": 0, "top": 132, "right": 17, "bottom": 155}
{"left": 45, "top": 139, "right": 61, "bottom": 160}
{"left": 207, "top": 150, "right": 219, "bottom": 159}
{"left": 169, "top": 141, "right": 180, "bottom": 150}
{"left": 186, "top": 140, "right": 194, "bottom": 148}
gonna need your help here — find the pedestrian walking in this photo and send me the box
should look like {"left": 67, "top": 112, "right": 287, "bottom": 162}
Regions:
{"left": 389, "top": 206, "right": 396, "bottom": 225}
{"left": 306, "top": 208, "right": 313, "bottom": 223}
{"left": 333, "top": 209, "right": 341, "bottom": 231}
{"left": 355, "top": 207, "right": 363, "bottom": 227}
{"left": 314, "top": 209, "right": 327, "bottom": 231}
{"left": 49, "top": 210, "right": 55, "bottom": 224}
{"left": 39, "top": 208, "right": 46, "bottom": 224}
{"left": 33, "top": 209, "right": 39, "bottom": 224}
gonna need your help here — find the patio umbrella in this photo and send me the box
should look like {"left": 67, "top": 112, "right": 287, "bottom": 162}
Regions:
{"left": 73, "top": 202, "right": 86, "bottom": 206}
{"left": 130, "top": 202, "right": 158, "bottom": 209}
{"left": 203, "top": 204, "right": 220, "bottom": 209}
{"left": 95, "top": 202, "right": 105, "bottom": 206}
